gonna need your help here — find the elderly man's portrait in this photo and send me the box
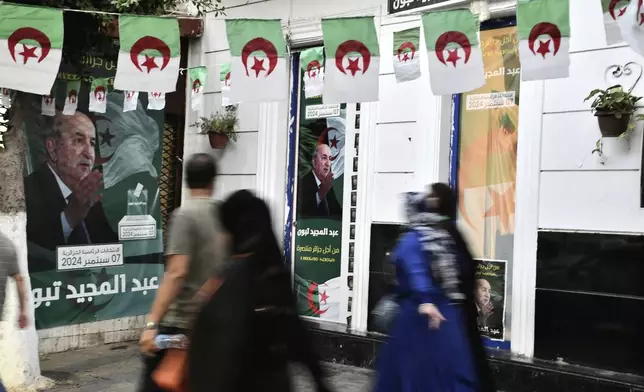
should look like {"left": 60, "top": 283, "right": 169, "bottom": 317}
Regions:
{"left": 24, "top": 109, "right": 117, "bottom": 272}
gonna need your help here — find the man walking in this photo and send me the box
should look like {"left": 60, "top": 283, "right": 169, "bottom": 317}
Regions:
{"left": 0, "top": 231, "right": 30, "bottom": 392}
{"left": 138, "top": 153, "right": 227, "bottom": 392}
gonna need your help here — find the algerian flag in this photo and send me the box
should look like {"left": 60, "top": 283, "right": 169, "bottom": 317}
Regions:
{"left": 300, "top": 47, "right": 325, "bottom": 98}
{"left": 220, "top": 62, "right": 233, "bottom": 107}
{"left": 295, "top": 275, "right": 343, "bottom": 321}
{"left": 41, "top": 92, "right": 55, "bottom": 116}
{"left": 123, "top": 91, "right": 139, "bottom": 112}
{"left": 393, "top": 27, "right": 422, "bottom": 83}
{"left": 114, "top": 16, "right": 180, "bottom": 93}
{"left": 0, "top": 4, "right": 63, "bottom": 95}
{"left": 517, "top": 0, "right": 571, "bottom": 81}
{"left": 189, "top": 66, "right": 207, "bottom": 111}
{"left": 62, "top": 80, "right": 80, "bottom": 115}
{"left": 423, "top": 9, "right": 485, "bottom": 95}
{"left": 89, "top": 77, "right": 108, "bottom": 113}
{"left": 323, "top": 113, "right": 345, "bottom": 179}
{"left": 322, "top": 17, "right": 380, "bottom": 104}
{"left": 0, "top": 88, "right": 11, "bottom": 107}
{"left": 225, "top": 19, "right": 288, "bottom": 103}
{"left": 147, "top": 91, "right": 165, "bottom": 110}
{"left": 96, "top": 91, "right": 160, "bottom": 189}
{"left": 617, "top": 0, "right": 644, "bottom": 57}
{"left": 602, "top": 0, "right": 630, "bottom": 44}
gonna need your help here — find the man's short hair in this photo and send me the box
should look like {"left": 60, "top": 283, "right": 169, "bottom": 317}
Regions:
{"left": 186, "top": 153, "right": 217, "bottom": 189}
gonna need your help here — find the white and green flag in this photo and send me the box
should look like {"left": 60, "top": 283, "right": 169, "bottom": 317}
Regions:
{"left": 617, "top": 0, "right": 644, "bottom": 57}
{"left": 322, "top": 17, "right": 380, "bottom": 104}
{"left": 393, "top": 27, "right": 422, "bottom": 83}
{"left": 0, "top": 88, "right": 11, "bottom": 107}
{"left": 225, "top": 19, "right": 288, "bottom": 103}
{"left": 41, "top": 90, "right": 55, "bottom": 116}
{"left": 295, "top": 275, "right": 343, "bottom": 320}
{"left": 0, "top": 4, "right": 63, "bottom": 95}
{"left": 423, "top": 9, "right": 485, "bottom": 95}
{"left": 300, "top": 47, "right": 325, "bottom": 98}
{"left": 189, "top": 66, "right": 207, "bottom": 111}
{"left": 602, "top": 0, "right": 630, "bottom": 44}
{"left": 89, "top": 77, "right": 108, "bottom": 113}
{"left": 220, "top": 63, "right": 232, "bottom": 107}
{"left": 63, "top": 80, "right": 80, "bottom": 115}
{"left": 124, "top": 91, "right": 139, "bottom": 112}
{"left": 114, "top": 16, "right": 180, "bottom": 93}
{"left": 517, "top": 0, "right": 570, "bottom": 81}
{"left": 148, "top": 91, "right": 165, "bottom": 110}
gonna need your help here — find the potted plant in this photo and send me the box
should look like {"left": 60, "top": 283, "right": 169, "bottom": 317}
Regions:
{"left": 584, "top": 85, "right": 642, "bottom": 137}
{"left": 192, "top": 105, "right": 239, "bottom": 149}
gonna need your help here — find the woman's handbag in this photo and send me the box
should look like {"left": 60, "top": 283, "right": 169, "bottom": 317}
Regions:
{"left": 370, "top": 294, "right": 400, "bottom": 334}
{"left": 152, "top": 348, "right": 188, "bottom": 392}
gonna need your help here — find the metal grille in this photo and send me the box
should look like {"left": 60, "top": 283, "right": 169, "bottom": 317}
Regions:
{"left": 160, "top": 122, "right": 178, "bottom": 243}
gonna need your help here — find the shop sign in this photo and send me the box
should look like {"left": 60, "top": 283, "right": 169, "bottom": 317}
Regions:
{"left": 388, "top": 0, "right": 455, "bottom": 14}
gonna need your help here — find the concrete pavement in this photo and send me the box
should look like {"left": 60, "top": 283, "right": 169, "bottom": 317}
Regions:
{"left": 39, "top": 343, "right": 373, "bottom": 392}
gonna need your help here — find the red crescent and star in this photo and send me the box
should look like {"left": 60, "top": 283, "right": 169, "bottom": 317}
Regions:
{"left": 241, "top": 37, "right": 279, "bottom": 77}
{"left": 7, "top": 27, "right": 52, "bottom": 65}
{"left": 397, "top": 42, "right": 416, "bottom": 62}
{"left": 435, "top": 31, "right": 472, "bottom": 67}
{"left": 334, "top": 40, "right": 371, "bottom": 76}
{"left": 609, "top": 0, "right": 629, "bottom": 19}
{"left": 306, "top": 282, "right": 328, "bottom": 315}
{"left": 129, "top": 36, "right": 172, "bottom": 73}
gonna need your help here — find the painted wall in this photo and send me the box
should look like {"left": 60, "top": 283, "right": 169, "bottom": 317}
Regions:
{"left": 536, "top": 0, "right": 644, "bottom": 233}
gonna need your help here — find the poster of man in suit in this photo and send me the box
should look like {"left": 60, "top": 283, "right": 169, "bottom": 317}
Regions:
{"left": 20, "top": 67, "right": 164, "bottom": 329}
{"left": 293, "top": 66, "right": 347, "bottom": 322}
{"left": 474, "top": 259, "right": 507, "bottom": 340}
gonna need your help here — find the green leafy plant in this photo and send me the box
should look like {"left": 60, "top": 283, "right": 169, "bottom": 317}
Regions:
{"left": 192, "top": 106, "right": 239, "bottom": 142}
{"left": 584, "top": 85, "right": 642, "bottom": 118}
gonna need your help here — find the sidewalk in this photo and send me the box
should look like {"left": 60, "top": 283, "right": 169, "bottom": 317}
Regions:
{"left": 39, "top": 343, "right": 372, "bottom": 392}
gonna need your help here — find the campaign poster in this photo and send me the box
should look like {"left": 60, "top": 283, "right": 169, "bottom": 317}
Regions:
{"left": 474, "top": 259, "right": 507, "bottom": 340}
{"left": 21, "top": 55, "right": 164, "bottom": 329}
{"left": 457, "top": 26, "right": 520, "bottom": 346}
{"left": 293, "top": 70, "right": 346, "bottom": 321}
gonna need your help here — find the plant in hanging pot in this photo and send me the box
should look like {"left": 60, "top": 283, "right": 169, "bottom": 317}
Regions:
{"left": 192, "top": 105, "right": 239, "bottom": 149}
{"left": 584, "top": 85, "right": 642, "bottom": 138}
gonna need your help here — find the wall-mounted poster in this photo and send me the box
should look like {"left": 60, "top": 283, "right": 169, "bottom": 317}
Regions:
{"left": 474, "top": 259, "right": 507, "bottom": 340}
{"left": 21, "top": 55, "right": 164, "bottom": 329}
{"left": 293, "top": 82, "right": 346, "bottom": 321}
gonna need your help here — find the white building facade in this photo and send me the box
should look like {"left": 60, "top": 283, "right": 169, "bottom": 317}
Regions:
{"left": 184, "top": 0, "right": 644, "bottom": 380}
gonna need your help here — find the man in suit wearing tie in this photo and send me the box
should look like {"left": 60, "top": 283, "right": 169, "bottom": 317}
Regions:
{"left": 297, "top": 143, "right": 342, "bottom": 219}
{"left": 25, "top": 110, "right": 117, "bottom": 273}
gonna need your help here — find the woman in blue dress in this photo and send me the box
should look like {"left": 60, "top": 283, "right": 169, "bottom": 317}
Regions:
{"left": 373, "top": 190, "right": 479, "bottom": 392}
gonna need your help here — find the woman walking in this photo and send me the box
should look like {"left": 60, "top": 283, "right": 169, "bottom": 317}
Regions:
{"left": 187, "top": 190, "right": 331, "bottom": 392}
{"left": 373, "top": 189, "right": 479, "bottom": 392}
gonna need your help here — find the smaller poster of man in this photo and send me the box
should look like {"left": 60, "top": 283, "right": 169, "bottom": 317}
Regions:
{"left": 474, "top": 259, "right": 507, "bottom": 340}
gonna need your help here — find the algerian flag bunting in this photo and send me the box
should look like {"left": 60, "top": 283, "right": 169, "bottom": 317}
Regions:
{"left": 189, "top": 66, "right": 207, "bottom": 111}
{"left": 148, "top": 91, "right": 165, "bottom": 110}
{"left": 517, "top": 0, "right": 571, "bottom": 81}
{"left": 63, "top": 80, "right": 80, "bottom": 115}
{"left": 0, "top": 88, "right": 11, "bottom": 107}
{"left": 617, "top": 0, "right": 644, "bottom": 57}
{"left": 114, "top": 16, "right": 180, "bottom": 93}
{"left": 300, "top": 47, "right": 325, "bottom": 98}
{"left": 89, "top": 78, "right": 108, "bottom": 113}
{"left": 393, "top": 27, "right": 422, "bottom": 83}
{"left": 322, "top": 17, "right": 380, "bottom": 104}
{"left": 0, "top": 4, "right": 63, "bottom": 95}
{"left": 602, "top": 0, "right": 630, "bottom": 44}
{"left": 42, "top": 92, "right": 55, "bottom": 116}
{"left": 220, "top": 62, "right": 233, "bottom": 107}
{"left": 324, "top": 113, "right": 346, "bottom": 179}
{"left": 295, "top": 275, "right": 343, "bottom": 320}
{"left": 124, "top": 91, "right": 139, "bottom": 112}
{"left": 225, "top": 19, "right": 288, "bottom": 103}
{"left": 423, "top": 9, "right": 485, "bottom": 95}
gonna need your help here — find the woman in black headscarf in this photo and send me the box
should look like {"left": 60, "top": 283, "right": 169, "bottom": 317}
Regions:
{"left": 429, "top": 183, "right": 497, "bottom": 392}
{"left": 187, "top": 190, "right": 331, "bottom": 392}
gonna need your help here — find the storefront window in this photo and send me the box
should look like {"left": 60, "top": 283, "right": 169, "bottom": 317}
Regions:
{"left": 455, "top": 24, "right": 520, "bottom": 348}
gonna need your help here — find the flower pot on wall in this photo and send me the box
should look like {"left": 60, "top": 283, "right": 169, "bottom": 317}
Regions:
{"left": 208, "top": 132, "right": 229, "bottom": 149}
{"left": 595, "top": 112, "right": 631, "bottom": 137}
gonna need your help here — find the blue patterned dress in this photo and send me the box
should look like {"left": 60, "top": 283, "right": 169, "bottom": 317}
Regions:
{"left": 373, "top": 231, "right": 479, "bottom": 392}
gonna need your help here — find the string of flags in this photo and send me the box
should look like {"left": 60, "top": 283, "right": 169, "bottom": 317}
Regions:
{"left": 1, "top": 0, "right": 644, "bottom": 113}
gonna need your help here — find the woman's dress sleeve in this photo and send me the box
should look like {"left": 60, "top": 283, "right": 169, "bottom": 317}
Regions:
{"left": 397, "top": 231, "right": 440, "bottom": 305}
